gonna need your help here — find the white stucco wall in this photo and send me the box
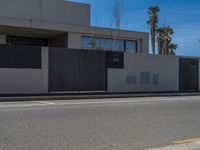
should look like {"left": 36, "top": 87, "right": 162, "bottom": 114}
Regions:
{"left": 0, "top": 34, "right": 6, "bottom": 44}
{"left": 0, "top": 0, "right": 90, "bottom": 26}
{"left": 0, "top": 47, "right": 48, "bottom": 94}
{"left": 108, "top": 53, "right": 179, "bottom": 92}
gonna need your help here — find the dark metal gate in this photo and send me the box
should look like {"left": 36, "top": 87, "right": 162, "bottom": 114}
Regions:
{"left": 179, "top": 58, "right": 199, "bottom": 91}
{"left": 49, "top": 48, "right": 107, "bottom": 92}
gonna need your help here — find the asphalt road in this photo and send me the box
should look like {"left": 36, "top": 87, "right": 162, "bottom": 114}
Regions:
{"left": 0, "top": 96, "right": 200, "bottom": 150}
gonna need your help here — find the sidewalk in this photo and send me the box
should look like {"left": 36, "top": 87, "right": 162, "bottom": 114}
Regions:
{"left": 0, "top": 92, "right": 200, "bottom": 102}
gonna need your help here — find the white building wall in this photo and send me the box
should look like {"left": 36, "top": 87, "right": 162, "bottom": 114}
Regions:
{"left": 0, "top": 0, "right": 90, "bottom": 26}
{"left": 108, "top": 53, "right": 179, "bottom": 92}
{"left": 0, "top": 47, "right": 48, "bottom": 94}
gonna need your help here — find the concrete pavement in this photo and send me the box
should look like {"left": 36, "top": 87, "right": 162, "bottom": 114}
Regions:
{"left": 1, "top": 96, "right": 200, "bottom": 149}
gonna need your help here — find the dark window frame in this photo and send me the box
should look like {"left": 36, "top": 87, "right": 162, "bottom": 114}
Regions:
{"left": 6, "top": 36, "right": 48, "bottom": 47}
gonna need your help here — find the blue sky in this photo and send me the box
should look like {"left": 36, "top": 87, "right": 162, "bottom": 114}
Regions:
{"left": 68, "top": 0, "right": 200, "bottom": 56}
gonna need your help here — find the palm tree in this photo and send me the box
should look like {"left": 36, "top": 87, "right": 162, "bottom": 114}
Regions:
{"left": 147, "top": 6, "right": 160, "bottom": 54}
{"left": 169, "top": 43, "right": 178, "bottom": 55}
{"left": 156, "top": 26, "right": 175, "bottom": 55}
{"left": 156, "top": 28, "right": 164, "bottom": 54}
{"left": 163, "top": 27, "right": 173, "bottom": 54}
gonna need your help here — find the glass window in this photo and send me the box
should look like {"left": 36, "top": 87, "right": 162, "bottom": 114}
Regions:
{"left": 125, "top": 40, "right": 137, "bottom": 52}
{"left": 82, "top": 36, "right": 91, "bottom": 49}
{"left": 82, "top": 36, "right": 137, "bottom": 52}
{"left": 112, "top": 40, "right": 124, "bottom": 51}
{"left": 104, "top": 39, "right": 113, "bottom": 50}
{"left": 96, "top": 38, "right": 112, "bottom": 50}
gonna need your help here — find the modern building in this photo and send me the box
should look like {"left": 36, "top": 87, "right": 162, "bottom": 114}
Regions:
{"left": 0, "top": 0, "right": 199, "bottom": 94}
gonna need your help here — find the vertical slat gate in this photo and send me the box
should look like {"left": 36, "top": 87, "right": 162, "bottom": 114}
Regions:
{"left": 49, "top": 48, "right": 107, "bottom": 92}
{"left": 179, "top": 58, "right": 199, "bottom": 91}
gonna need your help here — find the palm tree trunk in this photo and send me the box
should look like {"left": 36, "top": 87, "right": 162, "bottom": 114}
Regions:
{"left": 151, "top": 27, "right": 156, "bottom": 54}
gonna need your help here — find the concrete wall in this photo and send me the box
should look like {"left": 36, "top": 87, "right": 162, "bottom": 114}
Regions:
{"left": 0, "top": 47, "right": 48, "bottom": 94}
{"left": 68, "top": 32, "right": 82, "bottom": 49}
{"left": 108, "top": 53, "right": 179, "bottom": 92}
{"left": 0, "top": 0, "right": 90, "bottom": 26}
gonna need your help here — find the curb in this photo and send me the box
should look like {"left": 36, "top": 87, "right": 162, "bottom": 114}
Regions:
{"left": 0, "top": 92, "right": 200, "bottom": 102}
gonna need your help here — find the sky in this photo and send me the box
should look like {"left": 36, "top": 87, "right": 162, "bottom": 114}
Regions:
{"left": 68, "top": 0, "right": 200, "bottom": 56}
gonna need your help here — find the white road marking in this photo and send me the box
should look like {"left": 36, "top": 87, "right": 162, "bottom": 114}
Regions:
{"left": 35, "top": 101, "right": 56, "bottom": 105}
{"left": 0, "top": 103, "right": 47, "bottom": 108}
{"left": 145, "top": 139, "right": 200, "bottom": 150}
{"left": 0, "top": 101, "right": 55, "bottom": 109}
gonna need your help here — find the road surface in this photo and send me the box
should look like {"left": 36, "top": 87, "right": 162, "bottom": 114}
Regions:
{"left": 0, "top": 96, "right": 200, "bottom": 150}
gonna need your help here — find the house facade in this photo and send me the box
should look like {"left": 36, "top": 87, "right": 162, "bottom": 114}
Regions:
{"left": 0, "top": 0, "right": 199, "bottom": 94}
{"left": 0, "top": 0, "right": 148, "bottom": 53}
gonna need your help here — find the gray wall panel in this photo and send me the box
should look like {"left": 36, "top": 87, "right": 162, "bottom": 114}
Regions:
{"left": 0, "top": 46, "right": 48, "bottom": 94}
{"left": 108, "top": 53, "right": 179, "bottom": 92}
{"left": 0, "top": 44, "right": 41, "bottom": 68}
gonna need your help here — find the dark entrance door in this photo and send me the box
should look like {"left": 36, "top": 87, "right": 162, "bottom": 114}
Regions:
{"left": 49, "top": 48, "right": 107, "bottom": 92}
{"left": 179, "top": 58, "right": 199, "bottom": 91}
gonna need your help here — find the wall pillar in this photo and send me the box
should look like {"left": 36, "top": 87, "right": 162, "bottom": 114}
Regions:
{"left": 0, "top": 35, "right": 6, "bottom": 44}
{"left": 68, "top": 32, "right": 81, "bottom": 49}
{"left": 41, "top": 46, "right": 49, "bottom": 94}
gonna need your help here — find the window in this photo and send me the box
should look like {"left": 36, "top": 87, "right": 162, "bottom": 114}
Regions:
{"left": 140, "top": 72, "right": 150, "bottom": 84}
{"left": 125, "top": 40, "right": 137, "bottom": 52}
{"left": 82, "top": 36, "right": 91, "bottom": 49}
{"left": 82, "top": 37, "right": 111, "bottom": 50}
{"left": 98, "top": 38, "right": 112, "bottom": 50}
{"left": 82, "top": 36, "right": 137, "bottom": 52}
{"left": 6, "top": 36, "right": 48, "bottom": 46}
{"left": 112, "top": 40, "right": 124, "bottom": 51}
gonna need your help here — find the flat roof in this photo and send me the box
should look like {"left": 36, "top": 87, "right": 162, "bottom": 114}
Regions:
{"left": 0, "top": 16, "right": 148, "bottom": 39}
